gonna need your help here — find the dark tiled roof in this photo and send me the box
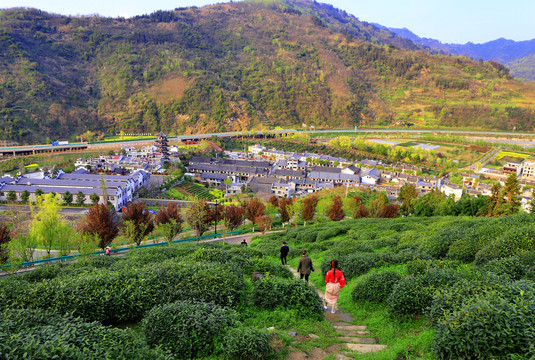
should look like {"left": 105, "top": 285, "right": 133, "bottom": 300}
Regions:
{"left": 272, "top": 169, "right": 306, "bottom": 178}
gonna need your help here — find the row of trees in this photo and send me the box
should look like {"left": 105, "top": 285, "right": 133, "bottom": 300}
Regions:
{"left": 398, "top": 173, "right": 524, "bottom": 217}
{"left": 0, "top": 173, "right": 526, "bottom": 267}
{"left": 3, "top": 189, "right": 100, "bottom": 206}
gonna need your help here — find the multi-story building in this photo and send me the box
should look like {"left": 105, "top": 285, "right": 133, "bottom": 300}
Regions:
{"left": 522, "top": 159, "right": 535, "bottom": 178}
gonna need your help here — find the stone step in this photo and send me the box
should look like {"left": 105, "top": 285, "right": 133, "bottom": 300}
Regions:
{"left": 342, "top": 343, "right": 387, "bottom": 353}
{"left": 334, "top": 325, "right": 368, "bottom": 331}
{"left": 336, "top": 330, "right": 370, "bottom": 336}
{"left": 325, "top": 312, "right": 354, "bottom": 323}
{"left": 331, "top": 322, "right": 353, "bottom": 327}
{"left": 338, "top": 337, "right": 378, "bottom": 344}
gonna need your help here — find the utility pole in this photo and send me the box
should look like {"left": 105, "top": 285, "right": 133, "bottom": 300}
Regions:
{"left": 214, "top": 200, "right": 218, "bottom": 235}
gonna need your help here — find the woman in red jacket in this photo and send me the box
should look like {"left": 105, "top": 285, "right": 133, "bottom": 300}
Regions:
{"left": 324, "top": 260, "right": 345, "bottom": 313}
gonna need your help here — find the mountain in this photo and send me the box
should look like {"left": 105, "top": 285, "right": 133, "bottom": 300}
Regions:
{"left": 385, "top": 26, "right": 535, "bottom": 80}
{"left": 1, "top": 0, "right": 535, "bottom": 143}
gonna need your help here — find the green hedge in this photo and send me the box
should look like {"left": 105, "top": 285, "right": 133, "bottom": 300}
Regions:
{"left": 433, "top": 281, "right": 535, "bottom": 359}
{"left": 0, "top": 308, "right": 171, "bottom": 360}
{"left": 387, "top": 269, "right": 460, "bottom": 316}
{"left": 143, "top": 301, "right": 237, "bottom": 359}
{"left": 321, "top": 253, "right": 387, "bottom": 280}
{"left": 352, "top": 271, "right": 403, "bottom": 303}
{"left": 252, "top": 276, "right": 323, "bottom": 318}
{"left": 220, "top": 326, "right": 274, "bottom": 360}
{"left": 0, "top": 260, "right": 246, "bottom": 324}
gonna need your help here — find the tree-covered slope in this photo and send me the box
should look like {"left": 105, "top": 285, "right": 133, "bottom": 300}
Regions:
{"left": 2, "top": 0, "right": 535, "bottom": 143}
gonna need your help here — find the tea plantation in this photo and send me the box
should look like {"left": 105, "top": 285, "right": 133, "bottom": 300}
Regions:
{"left": 3, "top": 214, "right": 535, "bottom": 359}
{"left": 251, "top": 214, "right": 535, "bottom": 359}
{"left": 0, "top": 243, "right": 322, "bottom": 359}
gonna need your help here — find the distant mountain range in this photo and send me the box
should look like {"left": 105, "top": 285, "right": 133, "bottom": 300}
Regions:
{"left": 379, "top": 25, "right": 535, "bottom": 81}
{"left": 1, "top": 0, "right": 535, "bottom": 143}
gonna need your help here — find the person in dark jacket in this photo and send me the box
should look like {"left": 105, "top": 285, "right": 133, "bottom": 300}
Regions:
{"left": 297, "top": 250, "right": 314, "bottom": 282}
{"left": 280, "top": 242, "right": 289, "bottom": 265}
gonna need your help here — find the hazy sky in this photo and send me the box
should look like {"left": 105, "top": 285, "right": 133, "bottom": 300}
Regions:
{"left": 2, "top": 0, "right": 534, "bottom": 44}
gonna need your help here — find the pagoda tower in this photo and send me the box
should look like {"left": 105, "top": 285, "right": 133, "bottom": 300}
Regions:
{"left": 155, "top": 132, "right": 170, "bottom": 163}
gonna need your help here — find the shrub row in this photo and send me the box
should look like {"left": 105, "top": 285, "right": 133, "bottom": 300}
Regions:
{"left": 252, "top": 276, "right": 323, "bottom": 318}
{"left": 0, "top": 260, "right": 246, "bottom": 324}
{"left": 432, "top": 280, "right": 535, "bottom": 359}
{"left": 0, "top": 308, "right": 171, "bottom": 360}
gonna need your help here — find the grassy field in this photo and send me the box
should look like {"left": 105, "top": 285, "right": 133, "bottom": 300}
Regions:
{"left": 495, "top": 150, "right": 532, "bottom": 160}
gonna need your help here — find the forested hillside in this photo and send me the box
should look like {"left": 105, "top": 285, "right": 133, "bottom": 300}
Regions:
{"left": 2, "top": 0, "right": 535, "bottom": 143}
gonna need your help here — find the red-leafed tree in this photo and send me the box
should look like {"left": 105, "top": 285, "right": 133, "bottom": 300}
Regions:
{"left": 155, "top": 202, "right": 183, "bottom": 242}
{"left": 0, "top": 223, "right": 11, "bottom": 264}
{"left": 244, "top": 198, "right": 265, "bottom": 232}
{"left": 301, "top": 195, "right": 318, "bottom": 226}
{"left": 327, "top": 196, "right": 345, "bottom": 221}
{"left": 121, "top": 202, "right": 154, "bottom": 246}
{"left": 256, "top": 215, "right": 272, "bottom": 234}
{"left": 224, "top": 205, "right": 244, "bottom": 231}
{"left": 268, "top": 195, "right": 279, "bottom": 207}
{"left": 278, "top": 197, "right": 293, "bottom": 224}
{"left": 382, "top": 204, "right": 400, "bottom": 218}
{"left": 80, "top": 203, "right": 119, "bottom": 249}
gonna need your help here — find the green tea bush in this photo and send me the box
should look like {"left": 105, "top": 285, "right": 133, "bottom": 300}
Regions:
{"left": 0, "top": 308, "right": 171, "bottom": 360}
{"left": 387, "top": 268, "right": 460, "bottom": 316}
{"left": 327, "top": 238, "right": 374, "bottom": 257}
{"left": 142, "top": 301, "right": 237, "bottom": 359}
{"left": 15, "top": 263, "right": 68, "bottom": 282}
{"left": 387, "top": 276, "right": 435, "bottom": 316}
{"left": 419, "top": 224, "right": 476, "bottom": 259}
{"left": 252, "top": 276, "right": 323, "bottom": 318}
{"left": 433, "top": 282, "right": 535, "bottom": 359}
{"left": 426, "top": 275, "right": 508, "bottom": 321}
{"left": 0, "top": 260, "right": 246, "bottom": 324}
{"left": 475, "top": 225, "right": 535, "bottom": 265}
{"left": 406, "top": 259, "right": 462, "bottom": 276}
{"left": 368, "top": 235, "right": 400, "bottom": 249}
{"left": 352, "top": 271, "right": 403, "bottom": 303}
{"left": 220, "top": 326, "right": 273, "bottom": 360}
{"left": 250, "top": 258, "right": 293, "bottom": 278}
{"left": 112, "top": 244, "right": 193, "bottom": 268}
{"left": 250, "top": 234, "right": 299, "bottom": 258}
{"left": 321, "top": 253, "right": 386, "bottom": 280}
{"left": 478, "top": 256, "right": 526, "bottom": 280}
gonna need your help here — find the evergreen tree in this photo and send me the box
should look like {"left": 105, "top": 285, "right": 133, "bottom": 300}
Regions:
{"left": 76, "top": 191, "right": 86, "bottom": 206}
{"left": 62, "top": 191, "right": 73, "bottom": 206}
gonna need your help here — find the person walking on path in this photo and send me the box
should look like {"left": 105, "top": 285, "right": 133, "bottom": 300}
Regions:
{"left": 297, "top": 250, "right": 314, "bottom": 282}
{"left": 324, "top": 260, "right": 345, "bottom": 313}
{"left": 280, "top": 242, "right": 289, "bottom": 265}
{"left": 241, "top": 239, "right": 248, "bottom": 246}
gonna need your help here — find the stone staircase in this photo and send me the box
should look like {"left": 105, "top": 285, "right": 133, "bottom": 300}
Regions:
{"left": 287, "top": 266, "right": 387, "bottom": 359}
{"left": 327, "top": 312, "right": 387, "bottom": 356}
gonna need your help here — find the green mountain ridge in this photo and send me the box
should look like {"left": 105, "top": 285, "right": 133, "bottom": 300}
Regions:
{"left": 1, "top": 0, "right": 535, "bottom": 143}
{"left": 383, "top": 25, "right": 535, "bottom": 81}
